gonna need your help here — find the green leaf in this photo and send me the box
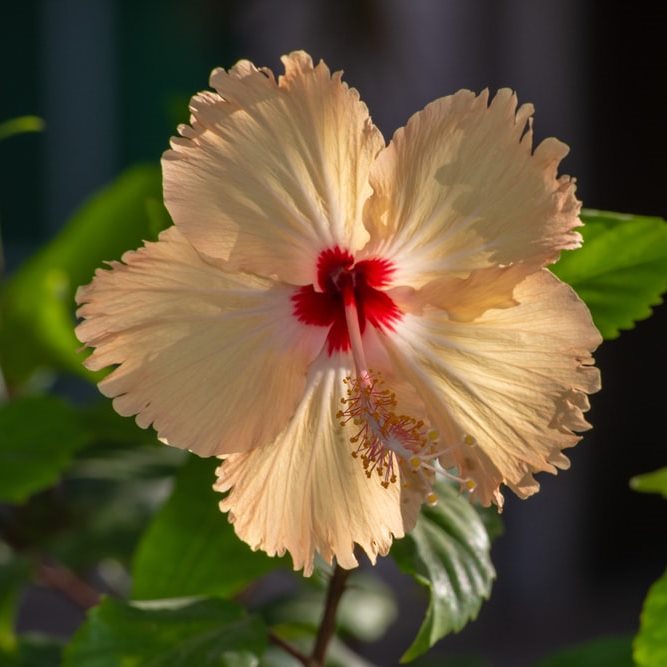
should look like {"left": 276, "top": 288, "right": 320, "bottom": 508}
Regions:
{"left": 132, "top": 457, "right": 283, "bottom": 600}
{"left": 630, "top": 468, "right": 667, "bottom": 499}
{"left": 0, "top": 165, "right": 169, "bottom": 386}
{"left": 1, "top": 635, "right": 64, "bottom": 667}
{"left": 80, "top": 400, "right": 160, "bottom": 448}
{"left": 634, "top": 568, "right": 667, "bottom": 667}
{"left": 475, "top": 505, "right": 504, "bottom": 542}
{"left": 0, "top": 116, "right": 44, "bottom": 142}
{"left": 391, "top": 483, "right": 495, "bottom": 662}
{"left": 0, "top": 544, "right": 29, "bottom": 654}
{"left": 63, "top": 597, "right": 266, "bottom": 667}
{"left": 551, "top": 209, "right": 667, "bottom": 340}
{"left": 534, "top": 636, "right": 632, "bottom": 667}
{"left": 0, "top": 397, "right": 89, "bottom": 503}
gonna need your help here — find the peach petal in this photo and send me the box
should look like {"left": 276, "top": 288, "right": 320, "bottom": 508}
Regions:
{"left": 163, "top": 51, "right": 385, "bottom": 285}
{"left": 380, "top": 270, "right": 601, "bottom": 507}
{"left": 363, "top": 89, "right": 581, "bottom": 287}
{"left": 214, "top": 357, "right": 422, "bottom": 575}
{"left": 76, "top": 226, "right": 326, "bottom": 456}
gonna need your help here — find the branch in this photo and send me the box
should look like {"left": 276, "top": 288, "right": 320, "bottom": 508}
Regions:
{"left": 36, "top": 557, "right": 101, "bottom": 610}
{"left": 1, "top": 526, "right": 101, "bottom": 610}
{"left": 269, "top": 631, "right": 310, "bottom": 665}
{"left": 309, "top": 564, "right": 351, "bottom": 667}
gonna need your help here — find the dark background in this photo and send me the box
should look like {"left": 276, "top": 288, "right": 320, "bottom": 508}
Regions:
{"left": 2, "top": 2, "right": 666, "bottom": 666}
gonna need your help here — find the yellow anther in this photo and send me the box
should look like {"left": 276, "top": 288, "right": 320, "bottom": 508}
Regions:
{"left": 428, "top": 430, "right": 438, "bottom": 441}
{"left": 464, "top": 434, "right": 475, "bottom": 446}
{"left": 337, "top": 370, "right": 437, "bottom": 494}
{"left": 465, "top": 479, "right": 476, "bottom": 490}
{"left": 426, "top": 492, "right": 438, "bottom": 506}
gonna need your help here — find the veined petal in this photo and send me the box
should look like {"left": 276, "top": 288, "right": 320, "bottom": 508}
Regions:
{"left": 380, "top": 270, "right": 601, "bottom": 507}
{"left": 392, "top": 263, "right": 537, "bottom": 322}
{"left": 163, "top": 51, "right": 385, "bottom": 285}
{"left": 363, "top": 89, "right": 581, "bottom": 287}
{"left": 214, "top": 358, "right": 422, "bottom": 575}
{"left": 75, "top": 226, "right": 325, "bottom": 456}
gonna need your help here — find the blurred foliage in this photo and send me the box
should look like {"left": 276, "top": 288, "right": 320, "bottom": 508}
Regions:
{"left": 533, "top": 636, "right": 633, "bottom": 667}
{"left": 630, "top": 468, "right": 667, "bottom": 499}
{"left": 0, "top": 116, "right": 44, "bottom": 143}
{"left": 634, "top": 569, "right": 667, "bottom": 667}
{"left": 0, "top": 550, "right": 28, "bottom": 654}
{"left": 0, "top": 157, "right": 665, "bottom": 666}
{"left": 552, "top": 209, "right": 667, "bottom": 339}
{"left": 0, "top": 397, "right": 88, "bottom": 503}
{"left": 631, "top": 469, "right": 667, "bottom": 667}
{"left": 0, "top": 165, "right": 169, "bottom": 387}
{"left": 132, "top": 457, "right": 283, "bottom": 600}
{"left": 0, "top": 634, "right": 64, "bottom": 667}
{"left": 63, "top": 597, "right": 267, "bottom": 667}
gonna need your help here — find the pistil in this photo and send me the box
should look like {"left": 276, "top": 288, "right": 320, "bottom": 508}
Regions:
{"left": 337, "top": 282, "right": 470, "bottom": 503}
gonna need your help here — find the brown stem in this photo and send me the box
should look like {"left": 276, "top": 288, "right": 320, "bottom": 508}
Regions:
{"left": 36, "top": 557, "right": 101, "bottom": 610}
{"left": 1, "top": 526, "right": 101, "bottom": 610}
{"left": 308, "top": 564, "right": 351, "bottom": 667}
{"left": 269, "top": 631, "right": 310, "bottom": 665}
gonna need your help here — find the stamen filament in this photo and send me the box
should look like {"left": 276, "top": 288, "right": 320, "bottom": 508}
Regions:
{"left": 337, "top": 281, "right": 472, "bottom": 503}
{"left": 342, "top": 284, "right": 369, "bottom": 380}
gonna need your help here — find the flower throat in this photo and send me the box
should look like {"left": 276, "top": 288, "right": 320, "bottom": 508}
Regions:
{"left": 293, "top": 247, "right": 471, "bottom": 502}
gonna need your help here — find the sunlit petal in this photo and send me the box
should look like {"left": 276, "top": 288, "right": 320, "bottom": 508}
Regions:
{"left": 214, "top": 357, "right": 422, "bottom": 575}
{"left": 363, "top": 89, "right": 581, "bottom": 287}
{"left": 163, "top": 51, "right": 384, "bottom": 285}
{"left": 76, "top": 227, "right": 325, "bottom": 456}
{"left": 380, "top": 270, "right": 601, "bottom": 506}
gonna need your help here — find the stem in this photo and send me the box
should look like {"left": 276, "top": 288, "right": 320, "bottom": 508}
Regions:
{"left": 269, "top": 632, "right": 311, "bottom": 665}
{"left": 1, "top": 526, "right": 101, "bottom": 610}
{"left": 269, "top": 565, "right": 351, "bottom": 667}
{"left": 36, "top": 557, "right": 101, "bottom": 609}
{"left": 309, "top": 564, "right": 351, "bottom": 667}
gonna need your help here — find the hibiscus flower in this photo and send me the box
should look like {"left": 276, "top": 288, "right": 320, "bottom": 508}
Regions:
{"left": 75, "top": 51, "right": 601, "bottom": 575}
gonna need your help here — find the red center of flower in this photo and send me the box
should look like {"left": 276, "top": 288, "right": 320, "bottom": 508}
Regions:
{"left": 291, "top": 247, "right": 402, "bottom": 354}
